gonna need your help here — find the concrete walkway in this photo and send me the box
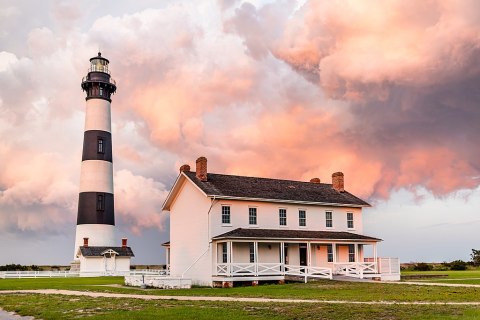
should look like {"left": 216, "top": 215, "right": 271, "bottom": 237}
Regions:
{"left": 3, "top": 289, "right": 480, "bottom": 306}
{"left": 0, "top": 308, "right": 33, "bottom": 320}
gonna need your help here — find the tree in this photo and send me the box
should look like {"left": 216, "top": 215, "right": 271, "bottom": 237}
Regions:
{"left": 450, "top": 260, "right": 467, "bottom": 270}
{"left": 413, "top": 263, "right": 432, "bottom": 271}
{"left": 471, "top": 249, "right": 480, "bottom": 266}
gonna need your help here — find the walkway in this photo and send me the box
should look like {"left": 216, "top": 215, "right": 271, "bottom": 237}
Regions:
{"left": 0, "top": 308, "right": 33, "bottom": 320}
{"left": 3, "top": 289, "right": 480, "bottom": 306}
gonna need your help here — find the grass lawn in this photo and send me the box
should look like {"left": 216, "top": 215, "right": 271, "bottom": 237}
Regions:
{"left": 2, "top": 293, "right": 480, "bottom": 320}
{"left": 3, "top": 277, "right": 480, "bottom": 302}
{"left": 3, "top": 277, "right": 480, "bottom": 319}
{"left": 402, "top": 270, "right": 480, "bottom": 285}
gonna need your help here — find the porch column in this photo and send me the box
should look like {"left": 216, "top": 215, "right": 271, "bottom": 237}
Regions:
{"left": 229, "top": 241, "right": 233, "bottom": 276}
{"left": 355, "top": 243, "right": 359, "bottom": 263}
{"left": 213, "top": 243, "right": 217, "bottom": 275}
{"left": 307, "top": 242, "right": 312, "bottom": 267}
{"left": 254, "top": 241, "right": 259, "bottom": 276}
{"left": 280, "top": 242, "right": 285, "bottom": 273}
{"left": 165, "top": 248, "right": 169, "bottom": 268}
{"left": 332, "top": 243, "right": 337, "bottom": 263}
{"left": 373, "top": 242, "right": 378, "bottom": 273}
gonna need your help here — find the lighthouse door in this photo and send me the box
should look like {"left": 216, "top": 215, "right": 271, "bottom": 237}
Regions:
{"left": 103, "top": 250, "right": 117, "bottom": 275}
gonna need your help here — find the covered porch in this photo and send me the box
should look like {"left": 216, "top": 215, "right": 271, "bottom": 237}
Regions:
{"left": 212, "top": 228, "right": 387, "bottom": 281}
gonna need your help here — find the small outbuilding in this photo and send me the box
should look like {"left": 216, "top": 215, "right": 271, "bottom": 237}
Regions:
{"left": 75, "top": 238, "right": 134, "bottom": 276}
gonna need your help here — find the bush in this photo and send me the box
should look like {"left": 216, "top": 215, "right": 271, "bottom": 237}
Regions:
{"left": 413, "top": 263, "right": 433, "bottom": 271}
{"left": 0, "top": 264, "right": 28, "bottom": 271}
{"left": 449, "top": 260, "right": 467, "bottom": 271}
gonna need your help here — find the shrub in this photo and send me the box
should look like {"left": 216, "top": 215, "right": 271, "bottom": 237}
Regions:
{"left": 0, "top": 264, "right": 28, "bottom": 271}
{"left": 449, "top": 260, "right": 467, "bottom": 271}
{"left": 413, "top": 263, "right": 433, "bottom": 271}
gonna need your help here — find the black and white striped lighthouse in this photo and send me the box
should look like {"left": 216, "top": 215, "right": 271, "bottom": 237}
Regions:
{"left": 74, "top": 52, "right": 117, "bottom": 258}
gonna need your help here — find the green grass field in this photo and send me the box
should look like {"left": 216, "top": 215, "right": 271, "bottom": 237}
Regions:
{"left": 402, "top": 270, "right": 480, "bottom": 284}
{"left": 2, "top": 276, "right": 480, "bottom": 319}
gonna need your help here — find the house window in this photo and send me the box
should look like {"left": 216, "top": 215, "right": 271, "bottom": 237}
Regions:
{"left": 249, "top": 243, "right": 255, "bottom": 263}
{"left": 221, "top": 206, "right": 230, "bottom": 224}
{"left": 222, "top": 243, "right": 228, "bottom": 263}
{"left": 96, "top": 193, "right": 105, "bottom": 211}
{"left": 347, "top": 212, "right": 354, "bottom": 229}
{"left": 97, "top": 138, "right": 104, "bottom": 154}
{"left": 325, "top": 211, "right": 333, "bottom": 228}
{"left": 249, "top": 207, "right": 257, "bottom": 225}
{"left": 327, "top": 244, "right": 333, "bottom": 263}
{"left": 279, "top": 208, "right": 287, "bottom": 226}
{"left": 299, "top": 210, "right": 306, "bottom": 227}
{"left": 348, "top": 244, "right": 355, "bottom": 262}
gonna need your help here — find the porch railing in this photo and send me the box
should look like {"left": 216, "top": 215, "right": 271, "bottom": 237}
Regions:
{"left": 364, "top": 257, "right": 400, "bottom": 275}
{"left": 333, "top": 262, "right": 377, "bottom": 279}
{"left": 216, "top": 263, "right": 332, "bottom": 279}
{"left": 285, "top": 265, "right": 332, "bottom": 279}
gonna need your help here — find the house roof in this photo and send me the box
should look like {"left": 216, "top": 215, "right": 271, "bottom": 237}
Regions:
{"left": 181, "top": 171, "right": 370, "bottom": 207}
{"left": 212, "top": 228, "right": 381, "bottom": 242}
{"left": 79, "top": 246, "right": 135, "bottom": 257}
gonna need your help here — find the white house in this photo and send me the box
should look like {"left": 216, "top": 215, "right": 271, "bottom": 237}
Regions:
{"left": 162, "top": 157, "right": 399, "bottom": 287}
{"left": 74, "top": 237, "right": 134, "bottom": 276}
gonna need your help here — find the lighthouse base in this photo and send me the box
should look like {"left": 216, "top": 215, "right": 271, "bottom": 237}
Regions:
{"left": 74, "top": 224, "right": 115, "bottom": 259}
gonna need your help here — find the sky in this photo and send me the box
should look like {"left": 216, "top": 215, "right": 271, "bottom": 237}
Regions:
{"left": 0, "top": 0, "right": 479, "bottom": 265}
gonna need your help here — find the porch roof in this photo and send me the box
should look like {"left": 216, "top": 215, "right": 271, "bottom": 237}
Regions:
{"left": 79, "top": 246, "right": 135, "bottom": 257}
{"left": 212, "top": 228, "right": 381, "bottom": 242}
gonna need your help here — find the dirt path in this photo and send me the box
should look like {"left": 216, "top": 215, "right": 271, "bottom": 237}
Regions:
{"left": 3, "top": 289, "right": 480, "bottom": 306}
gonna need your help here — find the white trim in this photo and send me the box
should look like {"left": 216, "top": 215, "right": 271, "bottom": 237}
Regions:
{"left": 162, "top": 172, "right": 209, "bottom": 211}
{"left": 206, "top": 195, "right": 370, "bottom": 208}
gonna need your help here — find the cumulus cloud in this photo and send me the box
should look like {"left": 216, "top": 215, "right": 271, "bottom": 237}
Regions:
{"left": 114, "top": 170, "right": 168, "bottom": 234}
{"left": 1, "top": 0, "right": 480, "bottom": 242}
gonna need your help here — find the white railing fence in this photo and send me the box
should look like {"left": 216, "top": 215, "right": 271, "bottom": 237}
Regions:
{"left": 0, "top": 271, "right": 78, "bottom": 279}
{"left": 215, "top": 263, "right": 332, "bottom": 280}
{"left": 0, "top": 269, "right": 169, "bottom": 279}
{"left": 364, "top": 257, "right": 400, "bottom": 275}
{"left": 333, "top": 262, "right": 378, "bottom": 279}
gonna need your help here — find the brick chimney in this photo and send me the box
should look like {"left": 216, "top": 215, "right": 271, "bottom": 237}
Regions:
{"left": 332, "top": 172, "right": 344, "bottom": 192}
{"left": 196, "top": 156, "right": 207, "bottom": 182}
{"left": 310, "top": 178, "right": 321, "bottom": 184}
{"left": 122, "top": 238, "right": 128, "bottom": 248}
{"left": 83, "top": 237, "right": 89, "bottom": 247}
{"left": 179, "top": 164, "right": 190, "bottom": 173}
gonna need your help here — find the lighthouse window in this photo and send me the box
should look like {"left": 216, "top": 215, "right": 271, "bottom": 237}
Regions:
{"left": 97, "top": 138, "right": 104, "bottom": 154}
{"left": 96, "top": 194, "right": 105, "bottom": 211}
{"left": 99, "top": 87, "right": 103, "bottom": 96}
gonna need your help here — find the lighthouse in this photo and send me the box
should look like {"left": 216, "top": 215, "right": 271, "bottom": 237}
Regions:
{"left": 72, "top": 53, "right": 133, "bottom": 274}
